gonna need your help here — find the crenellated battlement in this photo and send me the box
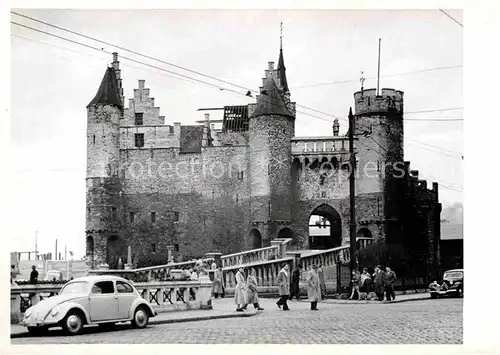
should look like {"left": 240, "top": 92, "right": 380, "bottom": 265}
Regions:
{"left": 354, "top": 88, "right": 404, "bottom": 116}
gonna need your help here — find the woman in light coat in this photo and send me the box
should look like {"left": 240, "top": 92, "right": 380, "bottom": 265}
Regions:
{"left": 247, "top": 268, "right": 264, "bottom": 311}
{"left": 234, "top": 267, "right": 248, "bottom": 311}
{"left": 307, "top": 264, "right": 321, "bottom": 310}
{"left": 212, "top": 266, "right": 224, "bottom": 299}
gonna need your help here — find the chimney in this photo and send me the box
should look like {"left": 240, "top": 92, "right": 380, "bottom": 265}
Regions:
{"left": 268, "top": 62, "right": 275, "bottom": 70}
{"left": 205, "top": 113, "right": 210, "bottom": 122}
{"left": 332, "top": 119, "right": 339, "bottom": 136}
{"left": 138, "top": 80, "right": 145, "bottom": 89}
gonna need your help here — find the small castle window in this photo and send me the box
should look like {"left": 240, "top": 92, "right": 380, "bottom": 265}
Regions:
{"left": 87, "top": 208, "right": 91, "bottom": 219}
{"left": 174, "top": 244, "right": 179, "bottom": 252}
{"left": 238, "top": 171, "right": 244, "bottom": 180}
{"left": 129, "top": 212, "right": 135, "bottom": 223}
{"left": 151, "top": 243, "right": 156, "bottom": 252}
{"left": 321, "top": 191, "right": 327, "bottom": 198}
{"left": 236, "top": 194, "right": 239, "bottom": 203}
{"left": 174, "top": 212, "right": 180, "bottom": 222}
{"left": 92, "top": 135, "right": 96, "bottom": 145}
{"left": 111, "top": 207, "right": 117, "bottom": 220}
{"left": 135, "top": 113, "right": 144, "bottom": 126}
{"left": 151, "top": 212, "right": 156, "bottom": 223}
{"left": 135, "top": 133, "right": 144, "bottom": 148}
{"left": 169, "top": 126, "right": 174, "bottom": 134}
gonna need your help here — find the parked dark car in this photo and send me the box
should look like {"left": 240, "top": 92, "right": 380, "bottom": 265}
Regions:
{"left": 429, "top": 269, "right": 463, "bottom": 299}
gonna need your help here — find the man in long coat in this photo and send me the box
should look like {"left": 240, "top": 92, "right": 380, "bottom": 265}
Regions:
{"left": 383, "top": 266, "right": 397, "bottom": 301}
{"left": 307, "top": 264, "right": 321, "bottom": 310}
{"left": 373, "top": 265, "right": 385, "bottom": 301}
{"left": 212, "top": 266, "right": 224, "bottom": 299}
{"left": 235, "top": 267, "right": 248, "bottom": 311}
{"left": 276, "top": 263, "right": 290, "bottom": 311}
{"left": 290, "top": 264, "right": 302, "bottom": 301}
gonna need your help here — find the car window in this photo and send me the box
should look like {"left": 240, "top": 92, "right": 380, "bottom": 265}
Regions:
{"left": 116, "top": 281, "right": 134, "bottom": 293}
{"left": 61, "top": 282, "right": 89, "bottom": 295}
{"left": 91, "top": 281, "right": 115, "bottom": 294}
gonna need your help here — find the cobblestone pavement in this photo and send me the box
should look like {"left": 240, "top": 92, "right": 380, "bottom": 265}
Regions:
{"left": 10, "top": 298, "right": 462, "bottom": 344}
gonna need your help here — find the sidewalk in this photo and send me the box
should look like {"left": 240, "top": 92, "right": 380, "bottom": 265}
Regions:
{"left": 322, "top": 292, "right": 430, "bottom": 304}
{"left": 11, "top": 297, "right": 258, "bottom": 338}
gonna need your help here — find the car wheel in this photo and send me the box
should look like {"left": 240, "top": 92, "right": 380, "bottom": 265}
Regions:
{"left": 27, "top": 326, "right": 47, "bottom": 336}
{"left": 430, "top": 293, "right": 438, "bottom": 299}
{"left": 61, "top": 310, "right": 84, "bottom": 335}
{"left": 131, "top": 306, "right": 149, "bottom": 329}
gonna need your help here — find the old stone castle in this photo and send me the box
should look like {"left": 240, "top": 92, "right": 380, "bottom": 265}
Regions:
{"left": 85, "top": 48, "right": 441, "bottom": 271}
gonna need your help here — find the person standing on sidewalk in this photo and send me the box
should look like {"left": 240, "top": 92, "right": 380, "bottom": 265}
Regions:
{"left": 212, "top": 265, "right": 224, "bottom": 299}
{"left": 360, "top": 268, "right": 372, "bottom": 294}
{"left": 235, "top": 267, "right": 248, "bottom": 311}
{"left": 384, "top": 266, "right": 397, "bottom": 301}
{"left": 373, "top": 265, "right": 385, "bottom": 301}
{"left": 349, "top": 269, "right": 361, "bottom": 300}
{"left": 290, "top": 264, "right": 302, "bottom": 301}
{"left": 318, "top": 264, "right": 327, "bottom": 299}
{"left": 307, "top": 264, "right": 321, "bottom": 310}
{"left": 276, "top": 263, "right": 290, "bottom": 311}
{"left": 247, "top": 268, "right": 264, "bottom": 311}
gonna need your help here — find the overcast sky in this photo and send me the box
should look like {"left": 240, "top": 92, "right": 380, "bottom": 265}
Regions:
{"left": 10, "top": 9, "right": 463, "bottom": 258}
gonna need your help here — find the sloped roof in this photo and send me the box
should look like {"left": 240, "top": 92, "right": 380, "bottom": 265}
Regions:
{"left": 251, "top": 78, "right": 294, "bottom": 119}
{"left": 277, "top": 48, "right": 289, "bottom": 93}
{"left": 441, "top": 223, "right": 463, "bottom": 240}
{"left": 87, "top": 67, "right": 123, "bottom": 108}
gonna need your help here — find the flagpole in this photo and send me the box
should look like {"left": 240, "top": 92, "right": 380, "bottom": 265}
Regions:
{"left": 377, "top": 38, "right": 381, "bottom": 96}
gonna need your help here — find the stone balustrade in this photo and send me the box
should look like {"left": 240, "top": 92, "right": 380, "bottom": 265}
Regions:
{"left": 221, "top": 246, "right": 279, "bottom": 268}
{"left": 221, "top": 238, "right": 293, "bottom": 268}
{"left": 291, "top": 137, "right": 352, "bottom": 155}
{"left": 10, "top": 277, "right": 213, "bottom": 324}
{"left": 88, "top": 258, "right": 215, "bottom": 282}
{"left": 222, "top": 257, "right": 294, "bottom": 289}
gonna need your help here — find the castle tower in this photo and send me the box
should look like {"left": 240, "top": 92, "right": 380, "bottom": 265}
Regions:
{"left": 248, "top": 49, "right": 296, "bottom": 248}
{"left": 85, "top": 56, "right": 125, "bottom": 269}
{"left": 353, "top": 88, "right": 405, "bottom": 242}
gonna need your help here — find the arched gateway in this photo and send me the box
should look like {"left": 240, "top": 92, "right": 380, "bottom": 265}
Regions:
{"left": 309, "top": 204, "right": 342, "bottom": 249}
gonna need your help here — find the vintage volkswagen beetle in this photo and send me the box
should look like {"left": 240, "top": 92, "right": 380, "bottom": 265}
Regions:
{"left": 22, "top": 275, "right": 156, "bottom": 335}
{"left": 429, "top": 269, "right": 463, "bottom": 299}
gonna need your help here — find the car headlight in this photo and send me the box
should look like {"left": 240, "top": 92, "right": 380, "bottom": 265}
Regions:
{"left": 24, "top": 308, "right": 32, "bottom": 318}
{"left": 50, "top": 306, "right": 60, "bottom": 317}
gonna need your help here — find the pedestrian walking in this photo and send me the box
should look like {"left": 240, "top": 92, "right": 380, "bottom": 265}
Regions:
{"left": 290, "top": 264, "right": 302, "bottom": 301}
{"left": 373, "top": 265, "right": 385, "bottom": 301}
{"left": 235, "top": 267, "right": 248, "bottom": 311}
{"left": 307, "top": 264, "right": 321, "bottom": 310}
{"left": 212, "top": 265, "right": 224, "bottom": 299}
{"left": 384, "top": 266, "right": 397, "bottom": 301}
{"left": 247, "top": 268, "right": 264, "bottom": 311}
{"left": 318, "top": 264, "right": 327, "bottom": 299}
{"left": 360, "top": 268, "right": 372, "bottom": 294}
{"left": 349, "top": 269, "right": 361, "bottom": 300}
{"left": 276, "top": 263, "right": 290, "bottom": 311}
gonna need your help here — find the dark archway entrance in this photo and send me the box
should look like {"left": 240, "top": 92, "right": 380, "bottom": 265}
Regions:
{"left": 106, "top": 235, "right": 126, "bottom": 269}
{"left": 357, "top": 228, "right": 372, "bottom": 239}
{"left": 86, "top": 236, "right": 95, "bottom": 268}
{"left": 277, "top": 227, "right": 298, "bottom": 249}
{"left": 250, "top": 229, "right": 262, "bottom": 249}
{"left": 309, "top": 204, "right": 342, "bottom": 249}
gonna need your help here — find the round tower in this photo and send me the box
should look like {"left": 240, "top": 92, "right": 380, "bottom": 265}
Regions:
{"left": 248, "top": 58, "right": 296, "bottom": 248}
{"left": 85, "top": 61, "right": 124, "bottom": 269}
{"left": 353, "top": 88, "right": 405, "bottom": 243}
